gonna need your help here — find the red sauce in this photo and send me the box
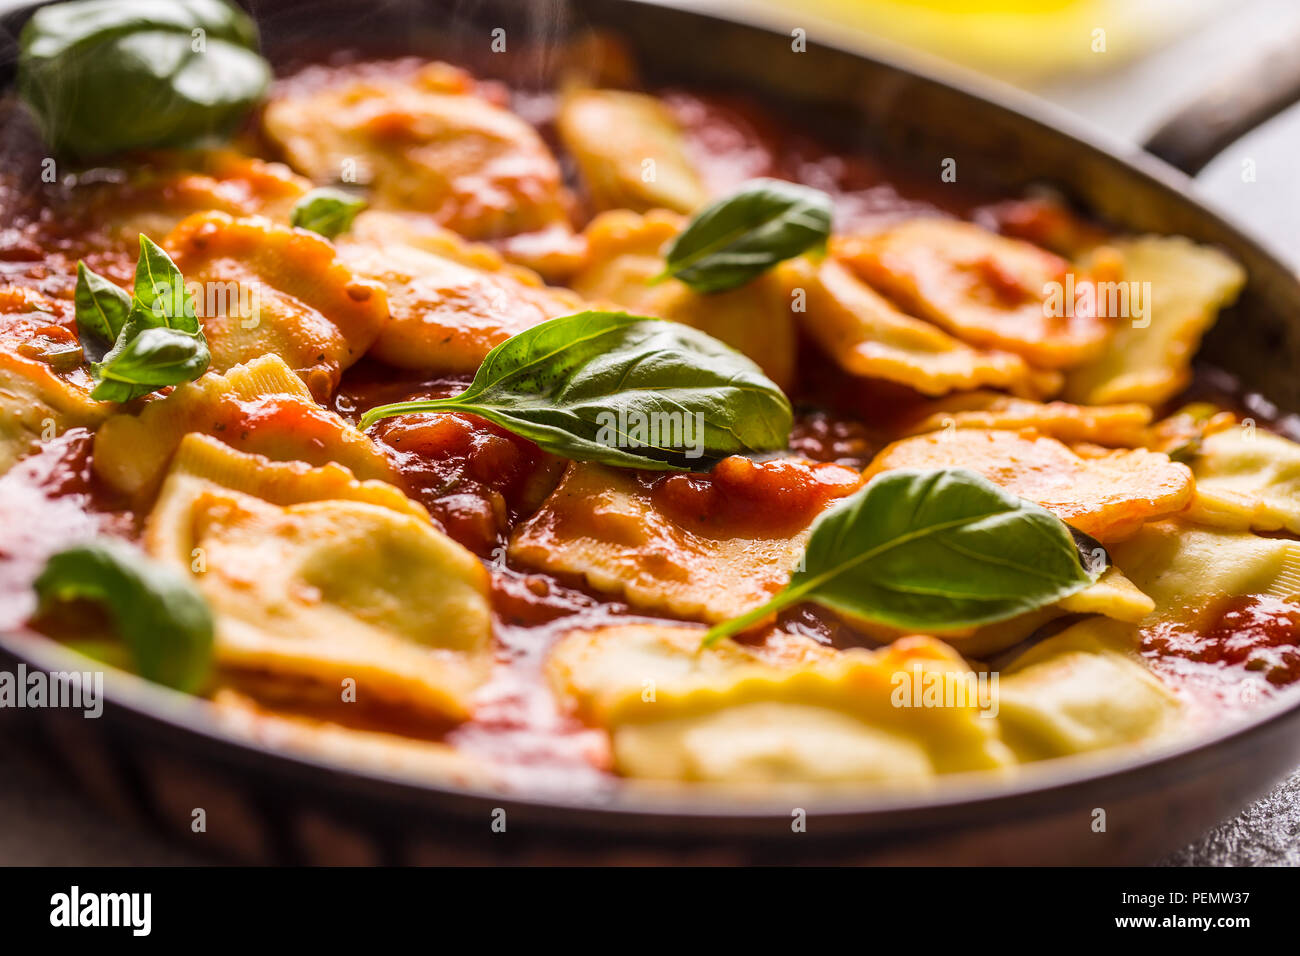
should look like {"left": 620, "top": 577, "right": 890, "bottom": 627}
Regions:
{"left": 337, "top": 363, "right": 562, "bottom": 556}
{"left": 1142, "top": 595, "right": 1300, "bottom": 688}
{"left": 373, "top": 410, "right": 559, "bottom": 555}
{"left": 648, "top": 455, "right": 861, "bottom": 538}
{"left": 0, "top": 63, "right": 1292, "bottom": 792}
{"left": 0, "top": 430, "right": 133, "bottom": 631}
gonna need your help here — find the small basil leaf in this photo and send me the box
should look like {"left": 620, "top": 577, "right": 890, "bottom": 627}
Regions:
{"left": 74, "top": 260, "right": 130, "bottom": 361}
{"left": 33, "top": 537, "right": 214, "bottom": 693}
{"left": 18, "top": 0, "right": 270, "bottom": 158}
{"left": 92, "top": 323, "right": 210, "bottom": 403}
{"left": 291, "top": 188, "right": 367, "bottom": 239}
{"left": 133, "top": 234, "right": 197, "bottom": 331}
{"left": 658, "top": 178, "right": 833, "bottom": 293}
{"left": 359, "top": 311, "right": 792, "bottom": 470}
{"left": 703, "top": 467, "right": 1096, "bottom": 645}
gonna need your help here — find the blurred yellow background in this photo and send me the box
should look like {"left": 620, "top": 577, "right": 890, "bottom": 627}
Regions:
{"left": 710, "top": 0, "right": 1227, "bottom": 84}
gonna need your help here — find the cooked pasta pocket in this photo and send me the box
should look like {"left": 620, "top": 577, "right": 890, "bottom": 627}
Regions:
{"left": 4, "top": 14, "right": 1289, "bottom": 798}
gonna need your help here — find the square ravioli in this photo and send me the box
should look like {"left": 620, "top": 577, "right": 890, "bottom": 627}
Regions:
{"left": 862, "top": 428, "right": 1193, "bottom": 541}
{"left": 835, "top": 218, "right": 1114, "bottom": 368}
{"left": 509, "top": 458, "right": 861, "bottom": 623}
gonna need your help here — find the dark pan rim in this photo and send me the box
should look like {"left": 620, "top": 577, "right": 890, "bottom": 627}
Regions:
{"left": 3, "top": 0, "right": 1300, "bottom": 832}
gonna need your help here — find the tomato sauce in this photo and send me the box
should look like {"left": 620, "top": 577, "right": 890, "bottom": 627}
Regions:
{"left": 0, "top": 67, "right": 1295, "bottom": 790}
{"left": 1142, "top": 595, "right": 1300, "bottom": 701}
{"left": 647, "top": 455, "right": 861, "bottom": 538}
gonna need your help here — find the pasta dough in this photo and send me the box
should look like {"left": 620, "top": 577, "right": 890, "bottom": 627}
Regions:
{"left": 862, "top": 429, "right": 1194, "bottom": 541}
{"left": 899, "top": 392, "right": 1151, "bottom": 446}
{"left": 1185, "top": 425, "right": 1300, "bottom": 534}
{"left": 165, "top": 212, "right": 389, "bottom": 400}
{"left": 1064, "top": 236, "right": 1245, "bottom": 405}
{"left": 93, "top": 354, "right": 394, "bottom": 504}
{"left": 339, "top": 228, "right": 584, "bottom": 374}
{"left": 549, "top": 625, "right": 1013, "bottom": 784}
{"left": 263, "top": 61, "right": 572, "bottom": 239}
{"left": 778, "top": 257, "right": 1060, "bottom": 398}
{"left": 835, "top": 218, "right": 1113, "bottom": 368}
{"left": 509, "top": 460, "right": 859, "bottom": 624}
{"left": 556, "top": 89, "right": 708, "bottom": 213}
{"left": 145, "top": 433, "right": 492, "bottom": 722}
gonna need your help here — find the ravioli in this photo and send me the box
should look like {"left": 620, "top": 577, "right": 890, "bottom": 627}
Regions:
{"left": 835, "top": 218, "right": 1112, "bottom": 368}
{"left": 569, "top": 209, "right": 796, "bottom": 390}
{"left": 145, "top": 433, "right": 492, "bottom": 722}
{"left": 1109, "top": 519, "right": 1300, "bottom": 617}
{"left": 0, "top": 287, "right": 109, "bottom": 472}
{"left": 845, "top": 565, "right": 1154, "bottom": 657}
{"left": 899, "top": 391, "right": 1152, "bottom": 446}
{"left": 75, "top": 150, "right": 310, "bottom": 249}
{"left": 165, "top": 212, "right": 388, "bottom": 399}
{"left": 1063, "top": 236, "right": 1245, "bottom": 405}
{"left": 338, "top": 231, "right": 584, "bottom": 374}
{"left": 93, "top": 354, "right": 394, "bottom": 503}
{"left": 997, "top": 618, "right": 1181, "bottom": 760}
{"left": 509, "top": 459, "right": 860, "bottom": 624}
{"left": 1183, "top": 425, "right": 1300, "bottom": 534}
{"left": 862, "top": 429, "right": 1194, "bottom": 541}
{"left": 262, "top": 60, "right": 572, "bottom": 239}
{"left": 556, "top": 89, "right": 708, "bottom": 214}
{"left": 548, "top": 625, "right": 1013, "bottom": 784}
{"left": 778, "top": 257, "right": 1060, "bottom": 398}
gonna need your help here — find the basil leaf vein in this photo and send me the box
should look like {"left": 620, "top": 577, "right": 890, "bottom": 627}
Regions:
{"left": 702, "top": 467, "right": 1097, "bottom": 645}
{"left": 658, "top": 178, "right": 833, "bottom": 293}
{"left": 359, "top": 311, "right": 792, "bottom": 470}
{"left": 33, "top": 538, "right": 214, "bottom": 693}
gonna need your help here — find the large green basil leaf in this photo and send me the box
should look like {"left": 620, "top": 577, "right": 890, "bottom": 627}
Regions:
{"left": 33, "top": 538, "right": 214, "bottom": 693}
{"left": 658, "top": 178, "right": 833, "bottom": 293}
{"left": 291, "top": 188, "right": 367, "bottom": 239}
{"left": 359, "top": 311, "right": 793, "bottom": 470}
{"left": 703, "top": 467, "right": 1097, "bottom": 645}
{"left": 19, "top": 0, "right": 270, "bottom": 158}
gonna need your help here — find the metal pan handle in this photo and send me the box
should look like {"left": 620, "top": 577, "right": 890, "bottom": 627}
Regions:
{"left": 1143, "top": 31, "right": 1300, "bottom": 176}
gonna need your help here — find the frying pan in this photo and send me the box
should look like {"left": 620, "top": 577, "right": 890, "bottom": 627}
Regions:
{"left": 2, "top": 0, "right": 1300, "bottom": 865}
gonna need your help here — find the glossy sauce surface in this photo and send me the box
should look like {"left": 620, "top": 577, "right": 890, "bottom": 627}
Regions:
{"left": 0, "top": 70, "right": 1295, "bottom": 790}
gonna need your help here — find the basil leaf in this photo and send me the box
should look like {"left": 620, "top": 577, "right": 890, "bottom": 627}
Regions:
{"left": 78, "top": 236, "right": 210, "bottom": 402}
{"left": 74, "top": 260, "right": 130, "bottom": 362}
{"left": 18, "top": 0, "right": 270, "bottom": 158}
{"left": 291, "top": 188, "right": 367, "bottom": 239}
{"left": 702, "top": 467, "right": 1096, "bottom": 645}
{"left": 33, "top": 538, "right": 214, "bottom": 693}
{"left": 658, "top": 178, "right": 833, "bottom": 293}
{"left": 133, "top": 234, "right": 196, "bottom": 330}
{"left": 93, "top": 323, "right": 211, "bottom": 403}
{"left": 359, "top": 311, "right": 792, "bottom": 470}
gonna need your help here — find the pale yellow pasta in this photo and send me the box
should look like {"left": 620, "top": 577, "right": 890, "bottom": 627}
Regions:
{"left": 1064, "top": 236, "right": 1245, "bottom": 405}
